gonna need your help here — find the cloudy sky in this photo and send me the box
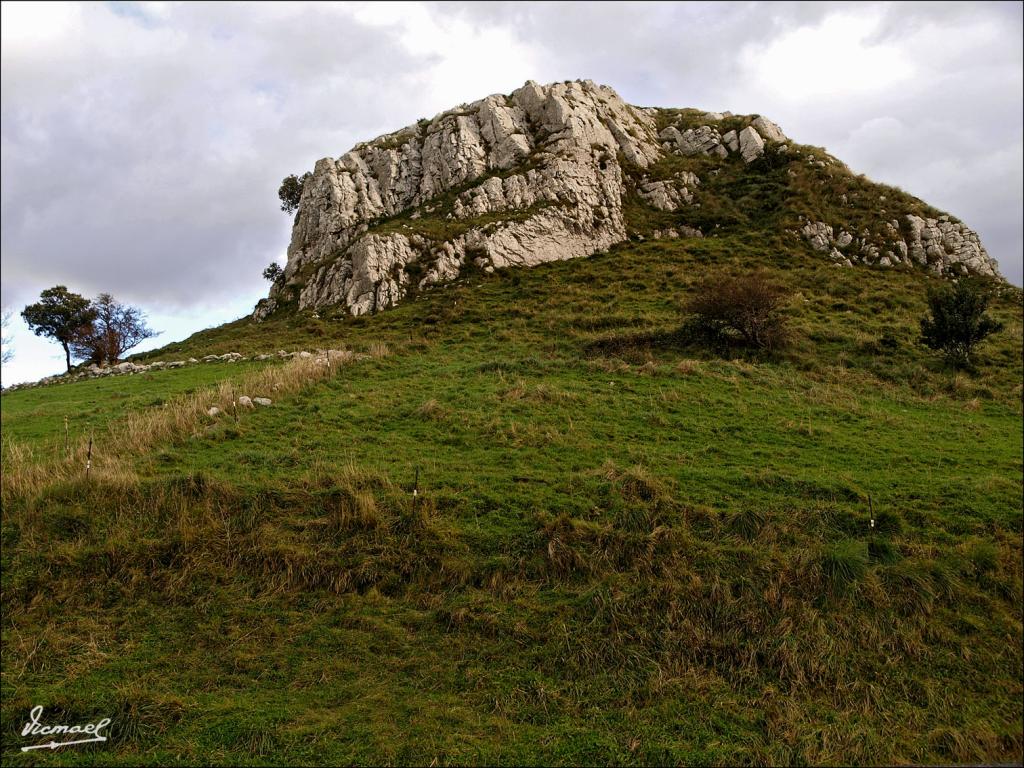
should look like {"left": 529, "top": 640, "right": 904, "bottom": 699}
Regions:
{"left": 2, "top": 1, "right": 1021, "bottom": 384}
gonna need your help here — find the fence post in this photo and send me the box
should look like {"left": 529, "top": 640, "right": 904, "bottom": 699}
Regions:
{"left": 85, "top": 433, "right": 93, "bottom": 480}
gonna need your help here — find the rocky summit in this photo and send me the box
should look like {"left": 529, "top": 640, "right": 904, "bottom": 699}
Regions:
{"left": 254, "top": 79, "right": 1001, "bottom": 320}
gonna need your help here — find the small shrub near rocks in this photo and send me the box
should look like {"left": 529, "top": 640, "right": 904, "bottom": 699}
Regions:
{"left": 920, "top": 277, "right": 1004, "bottom": 369}
{"left": 685, "top": 271, "right": 792, "bottom": 351}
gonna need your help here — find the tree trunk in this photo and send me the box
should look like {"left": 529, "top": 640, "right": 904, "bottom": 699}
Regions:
{"left": 62, "top": 341, "right": 71, "bottom": 372}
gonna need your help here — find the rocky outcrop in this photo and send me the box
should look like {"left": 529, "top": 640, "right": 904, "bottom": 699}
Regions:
{"left": 904, "top": 215, "right": 997, "bottom": 275}
{"left": 258, "top": 79, "right": 662, "bottom": 319}
{"left": 657, "top": 115, "right": 787, "bottom": 165}
{"left": 659, "top": 125, "right": 728, "bottom": 158}
{"left": 751, "top": 116, "right": 786, "bottom": 143}
{"left": 253, "top": 80, "right": 1002, "bottom": 321}
{"left": 737, "top": 126, "right": 765, "bottom": 163}
{"left": 800, "top": 215, "right": 1000, "bottom": 275}
{"left": 636, "top": 171, "right": 700, "bottom": 211}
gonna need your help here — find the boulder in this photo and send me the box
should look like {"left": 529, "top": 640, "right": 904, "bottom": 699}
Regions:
{"left": 751, "top": 116, "right": 787, "bottom": 143}
{"left": 253, "top": 397, "right": 273, "bottom": 407}
{"left": 738, "top": 126, "right": 765, "bottom": 163}
{"left": 801, "top": 221, "right": 833, "bottom": 252}
{"left": 636, "top": 171, "right": 699, "bottom": 211}
{"left": 662, "top": 125, "right": 727, "bottom": 158}
{"left": 798, "top": 214, "right": 998, "bottom": 275}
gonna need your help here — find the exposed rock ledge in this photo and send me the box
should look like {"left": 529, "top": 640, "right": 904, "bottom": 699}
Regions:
{"left": 254, "top": 79, "right": 1001, "bottom": 321}
{"left": 256, "top": 79, "right": 665, "bottom": 320}
{"left": 799, "top": 215, "right": 1000, "bottom": 276}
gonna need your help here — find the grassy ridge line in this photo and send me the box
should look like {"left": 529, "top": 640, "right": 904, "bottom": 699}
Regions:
{"left": 129, "top": 238, "right": 1024, "bottom": 413}
{"left": 1, "top": 348, "right": 387, "bottom": 503}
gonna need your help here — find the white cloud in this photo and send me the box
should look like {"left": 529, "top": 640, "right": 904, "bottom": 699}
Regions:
{"left": 0, "top": 2, "right": 82, "bottom": 48}
{"left": 738, "top": 10, "right": 916, "bottom": 101}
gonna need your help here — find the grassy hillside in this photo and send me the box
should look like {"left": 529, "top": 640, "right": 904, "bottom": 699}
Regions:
{"left": 2, "top": 235, "right": 1022, "bottom": 765}
{"left": 1, "top": 361, "right": 268, "bottom": 451}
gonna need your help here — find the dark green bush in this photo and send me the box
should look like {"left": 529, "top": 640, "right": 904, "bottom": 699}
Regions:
{"left": 920, "top": 278, "right": 1004, "bottom": 368}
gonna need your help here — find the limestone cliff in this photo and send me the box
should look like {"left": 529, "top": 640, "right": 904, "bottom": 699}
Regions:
{"left": 254, "top": 80, "right": 1000, "bottom": 320}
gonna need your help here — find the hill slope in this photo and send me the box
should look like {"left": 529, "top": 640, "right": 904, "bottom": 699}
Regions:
{"left": 2, "top": 235, "right": 1022, "bottom": 764}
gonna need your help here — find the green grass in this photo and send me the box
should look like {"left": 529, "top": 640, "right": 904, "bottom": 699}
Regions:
{"left": 1, "top": 237, "right": 1021, "bottom": 765}
{"left": 0, "top": 361, "right": 270, "bottom": 452}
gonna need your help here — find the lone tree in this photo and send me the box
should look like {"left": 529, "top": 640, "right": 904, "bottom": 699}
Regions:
{"left": 71, "top": 293, "right": 159, "bottom": 366}
{"left": 685, "top": 271, "right": 791, "bottom": 351}
{"left": 278, "top": 172, "right": 311, "bottom": 215}
{"left": 21, "top": 286, "right": 96, "bottom": 371}
{"left": 920, "top": 277, "right": 1004, "bottom": 369}
{"left": 262, "top": 262, "right": 284, "bottom": 283}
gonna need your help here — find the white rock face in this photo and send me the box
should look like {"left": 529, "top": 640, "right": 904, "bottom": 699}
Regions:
{"left": 751, "top": 116, "right": 787, "bottom": 143}
{"left": 636, "top": 172, "right": 699, "bottom": 211}
{"left": 250, "top": 80, "right": 1001, "bottom": 321}
{"left": 260, "top": 79, "right": 660, "bottom": 318}
{"left": 799, "top": 215, "right": 1000, "bottom": 276}
{"left": 660, "top": 125, "right": 727, "bottom": 158}
{"left": 722, "top": 130, "right": 739, "bottom": 153}
{"left": 738, "top": 126, "right": 765, "bottom": 163}
{"left": 904, "top": 214, "right": 999, "bottom": 276}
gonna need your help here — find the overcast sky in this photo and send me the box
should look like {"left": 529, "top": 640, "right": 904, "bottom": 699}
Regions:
{"left": 2, "top": 1, "right": 1022, "bottom": 384}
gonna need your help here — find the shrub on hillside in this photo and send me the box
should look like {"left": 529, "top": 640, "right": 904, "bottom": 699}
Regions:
{"left": 685, "top": 271, "right": 791, "bottom": 351}
{"left": 920, "top": 277, "right": 1004, "bottom": 369}
{"left": 262, "top": 262, "right": 284, "bottom": 283}
{"left": 278, "top": 172, "right": 311, "bottom": 215}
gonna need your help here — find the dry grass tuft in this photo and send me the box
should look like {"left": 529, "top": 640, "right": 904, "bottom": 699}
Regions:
{"left": 2, "top": 352, "right": 382, "bottom": 503}
{"left": 416, "top": 398, "right": 449, "bottom": 421}
{"left": 675, "top": 359, "right": 701, "bottom": 375}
